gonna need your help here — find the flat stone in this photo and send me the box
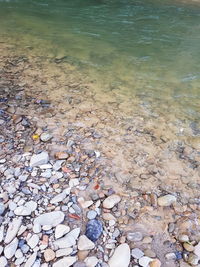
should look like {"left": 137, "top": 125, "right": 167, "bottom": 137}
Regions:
{"left": 54, "top": 228, "right": 80, "bottom": 249}
{"left": 50, "top": 192, "right": 67, "bottom": 204}
{"left": 183, "top": 242, "right": 194, "bottom": 252}
{"left": 87, "top": 210, "right": 97, "bottom": 220}
{"left": 102, "top": 213, "right": 116, "bottom": 221}
{"left": 55, "top": 152, "right": 69, "bottom": 160}
{"left": 52, "top": 256, "right": 77, "bottom": 267}
{"left": 194, "top": 242, "right": 200, "bottom": 258}
{"left": 24, "top": 252, "right": 37, "bottom": 267}
{"left": 139, "top": 256, "right": 153, "bottom": 267}
{"left": 55, "top": 224, "right": 70, "bottom": 239}
{"left": 0, "top": 256, "right": 7, "bottom": 267}
{"left": 40, "top": 132, "right": 52, "bottom": 142}
{"left": 33, "top": 223, "right": 41, "bottom": 234}
{"left": 84, "top": 256, "right": 99, "bottom": 267}
{"left": 157, "top": 195, "right": 176, "bottom": 207}
{"left": 4, "top": 217, "right": 22, "bottom": 244}
{"left": 34, "top": 211, "right": 65, "bottom": 227}
{"left": 25, "top": 201, "right": 37, "bottom": 212}
{"left": 108, "top": 244, "right": 130, "bottom": 267}
{"left": 0, "top": 203, "right": 5, "bottom": 215}
{"left": 14, "top": 206, "right": 32, "bottom": 216}
{"left": 30, "top": 152, "right": 49, "bottom": 167}
{"left": 56, "top": 248, "right": 73, "bottom": 258}
{"left": 27, "top": 234, "right": 39, "bottom": 249}
{"left": 149, "top": 259, "right": 161, "bottom": 267}
{"left": 4, "top": 237, "right": 18, "bottom": 259}
{"left": 44, "top": 248, "right": 56, "bottom": 262}
{"left": 187, "top": 253, "right": 199, "bottom": 265}
{"left": 178, "top": 234, "right": 189, "bottom": 243}
{"left": 78, "top": 235, "right": 95, "bottom": 250}
{"left": 103, "top": 194, "right": 121, "bottom": 209}
{"left": 131, "top": 248, "right": 144, "bottom": 259}
{"left": 127, "top": 232, "right": 143, "bottom": 242}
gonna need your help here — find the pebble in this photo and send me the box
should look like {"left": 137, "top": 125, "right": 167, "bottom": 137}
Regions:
{"left": 178, "top": 234, "right": 189, "bottom": 243}
{"left": 131, "top": 248, "right": 144, "bottom": 259}
{"left": 52, "top": 256, "right": 77, "bottom": 267}
{"left": 149, "top": 259, "right": 161, "bottom": 267}
{"left": 14, "top": 205, "right": 32, "bottom": 216}
{"left": 78, "top": 235, "right": 95, "bottom": 250}
{"left": 108, "top": 243, "right": 130, "bottom": 267}
{"left": 4, "top": 217, "right": 22, "bottom": 244}
{"left": 187, "top": 253, "right": 199, "bottom": 265}
{"left": 183, "top": 242, "right": 194, "bottom": 252}
{"left": 0, "top": 256, "right": 7, "bottom": 267}
{"left": 34, "top": 211, "right": 65, "bottom": 227}
{"left": 103, "top": 194, "right": 121, "bottom": 209}
{"left": 0, "top": 203, "right": 5, "bottom": 215}
{"left": 54, "top": 228, "right": 80, "bottom": 249}
{"left": 4, "top": 237, "right": 18, "bottom": 259}
{"left": 27, "top": 234, "right": 39, "bottom": 249}
{"left": 84, "top": 256, "right": 99, "bottom": 267}
{"left": 44, "top": 248, "right": 56, "bottom": 262}
{"left": 127, "top": 231, "right": 143, "bottom": 242}
{"left": 85, "top": 219, "right": 103, "bottom": 242}
{"left": 157, "top": 194, "right": 177, "bottom": 206}
{"left": 40, "top": 132, "right": 52, "bottom": 142}
{"left": 194, "top": 242, "right": 200, "bottom": 258}
{"left": 139, "top": 256, "right": 153, "bottom": 267}
{"left": 50, "top": 192, "right": 67, "bottom": 204}
{"left": 55, "top": 224, "right": 70, "bottom": 239}
{"left": 56, "top": 248, "right": 73, "bottom": 258}
{"left": 87, "top": 210, "right": 97, "bottom": 220}
{"left": 30, "top": 152, "right": 49, "bottom": 167}
{"left": 24, "top": 252, "right": 37, "bottom": 267}
{"left": 165, "top": 252, "right": 176, "bottom": 260}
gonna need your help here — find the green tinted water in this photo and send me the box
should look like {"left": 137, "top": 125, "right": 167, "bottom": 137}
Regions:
{"left": 0, "top": 0, "right": 200, "bottom": 124}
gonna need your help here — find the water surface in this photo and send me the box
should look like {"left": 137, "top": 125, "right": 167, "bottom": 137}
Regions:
{"left": 0, "top": 0, "right": 200, "bottom": 128}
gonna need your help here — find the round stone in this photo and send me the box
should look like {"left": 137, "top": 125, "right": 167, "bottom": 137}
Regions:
{"left": 44, "top": 249, "right": 56, "bottom": 262}
{"left": 85, "top": 219, "right": 103, "bottom": 242}
{"left": 103, "top": 195, "right": 121, "bottom": 209}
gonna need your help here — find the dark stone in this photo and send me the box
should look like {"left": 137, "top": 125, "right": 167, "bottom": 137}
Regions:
{"left": 85, "top": 219, "right": 103, "bottom": 242}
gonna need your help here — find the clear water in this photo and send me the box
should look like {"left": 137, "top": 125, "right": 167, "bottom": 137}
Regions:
{"left": 0, "top": 0, "right": 200, "bottom": 123}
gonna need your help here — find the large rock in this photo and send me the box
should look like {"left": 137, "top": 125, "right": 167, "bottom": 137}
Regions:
{"left": 34, "top": 211, "right": 65, "bottom": 227}
{"left": 54, "top": 228, "right": 80, "bottom": 249}
{"left": 30, "top": 152, "right": 49, "bottom": 167}
{"left": 103, "top": 194, "right": 121, "bottom": 209}
{"left": 4, "top": 237, "right": 18, "bottom": 259}
{"left": 108, "top": 243, "right": 130, "bottom": 267}
{"left": 52, "top": 256, "right": 77, "bottom": 267}
{"left": 4, "top": 217, "right": 22, "bottom": 244}
{"left": 157, "top": 195, "right": 176, "bottom": 207}
{"left": 78, "top": 235, "right": 95, "bottom": 250}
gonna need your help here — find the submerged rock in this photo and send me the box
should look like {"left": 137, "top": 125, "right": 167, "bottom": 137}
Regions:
{"left": 103, "top": 194, "right": 121, "bottom": 209}
{"left": 157, "top": 194, "right": 176, "bottom": 207}
{"left": 85, "top": 219, "right": 103, "bottom": 242}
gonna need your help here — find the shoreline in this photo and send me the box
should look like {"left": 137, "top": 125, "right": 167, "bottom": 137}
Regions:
{"left": 0, "top": 39, "right": 200, "bottom": 267}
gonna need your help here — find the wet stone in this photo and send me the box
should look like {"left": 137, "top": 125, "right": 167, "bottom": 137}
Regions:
{"left": 127, "top": 232, "right": 143, "bottom": 242}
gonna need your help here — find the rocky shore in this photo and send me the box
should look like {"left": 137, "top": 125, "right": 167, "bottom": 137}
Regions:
{"left": 0, "top": 45, "right": 200, "bottom": 267}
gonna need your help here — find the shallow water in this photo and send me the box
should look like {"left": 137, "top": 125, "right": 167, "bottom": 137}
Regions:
{"left": 0, "top": 0, "right": 200, "bottom": 127}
